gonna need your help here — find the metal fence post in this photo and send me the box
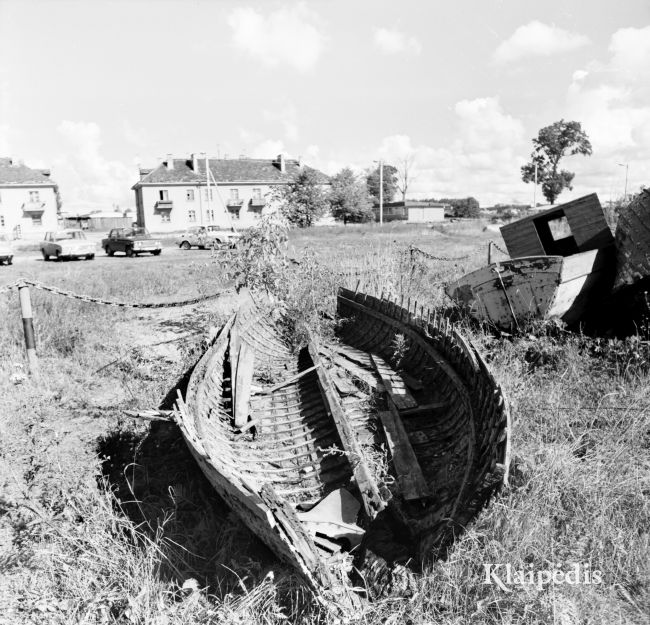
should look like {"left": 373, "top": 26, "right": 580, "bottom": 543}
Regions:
{"left": 18, "top": 281, "right": 39, "bottom": 373}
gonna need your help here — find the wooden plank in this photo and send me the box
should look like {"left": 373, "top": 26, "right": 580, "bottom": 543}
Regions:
{"left": 308, "top": 342, "right": 386, "bottom": 518}
{"left": 400, "top": 371, "right": 423, "bottom": 391}
{"left": 400, "top": 401, "right": 449, "bottom": 417}
{"left": 320, "top": 347, "right": 383, "bottom": 390}
{"left": 369, "top": 354, "right": 418, "bottom": 410}
{"left": 330, "top": 369, "right": 359, "bottom": 396}
{"left": 376, "top": 409, "right": 432, "bottom": 500}
{"left": 232, "top": 340, "right": 255, "bottom": 428}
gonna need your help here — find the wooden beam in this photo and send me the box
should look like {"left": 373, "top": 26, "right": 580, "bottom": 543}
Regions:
{"left": 308, "top": 342, "right": 386, "bottom": 518}
{"left": 369, "top": 355, "right": 432, "bottom": 500}
{"left": 369, "top": 354, "right": 418, "bottom": 410}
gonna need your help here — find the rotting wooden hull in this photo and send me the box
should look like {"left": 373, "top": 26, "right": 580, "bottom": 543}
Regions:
{"left": 336, "top": 288, "right": 510, "bottom": 561}
{"left": 613, "top": 189, "right": 650, "bottom": 290}
{"left": 445, "top": 248, "right": 615, "bottom": 330}
{"left": 175, "top": 289, "right": 510, "bottom": 592}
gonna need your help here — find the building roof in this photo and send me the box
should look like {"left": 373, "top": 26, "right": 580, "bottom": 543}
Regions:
{"left": 133, "top": 155, "right": 329, "bottom": 188}
{"left": 0, "top": 157, "right": 57, "bottom": 186}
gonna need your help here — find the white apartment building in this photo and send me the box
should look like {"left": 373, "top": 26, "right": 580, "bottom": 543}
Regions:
{"left": 0, "top": 158, "right": 60, "bottom": 238}
{"left": 132, "top": 153, "right": 330, "bottom": 232}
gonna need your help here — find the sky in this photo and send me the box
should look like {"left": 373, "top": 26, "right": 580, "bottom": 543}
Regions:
{"left": 1, "top": 0, "right": 649, "bottom": 211}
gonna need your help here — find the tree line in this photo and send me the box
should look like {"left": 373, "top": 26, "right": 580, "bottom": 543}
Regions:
{"left": 276, "top": 164, "right": 482, "bottom": 227}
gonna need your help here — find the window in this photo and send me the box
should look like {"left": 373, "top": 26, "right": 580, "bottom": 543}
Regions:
{"left": 204, "top": 188, "right": 213, "bottom": 201}
{"left": 228, "top": 207, "right": 241, "bottom": 220}
{"left": 186, "top": 189, "right": 195, "bottom": 201}
{"left": 188, "top": 210, "right": 196, "bottom": 223}
{"left": 206, "top": 209, "right": 215, "bottom": 222}
{"left": 230, "top": 188, "right": 239, "bottom": 200}
{"left": 31, "top": 215, "right": 42, "bottom": 226}
{"left": 252, "top": 188, "right": 261, "bottom": 201}
{"left": 159, "top": 189, "right": 169, "bottom": 201}
{"left": 0, "top": 215, "right": 4, "bottom": 227}
{"left": 29, "top": 190, "right": 40, "bottom": 202}
{"left": 160, "top": 212, "right": 171, "bottom": 222}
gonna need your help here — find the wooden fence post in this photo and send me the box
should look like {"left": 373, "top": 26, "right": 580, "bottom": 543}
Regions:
{"left": 18, "top": 281, "right": 38, "bottom": 374}
{"left": 488, "top": 241, "right": 493, "bottom": 265}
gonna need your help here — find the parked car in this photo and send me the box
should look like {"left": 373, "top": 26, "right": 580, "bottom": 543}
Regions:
{"left": 176, "top": 226, "right": 241, "bottom": 250}
{"left": 0, "top": 234, "right": 13, "bottom": 265}
{"left": 40, "top": 230, "right": 95, "bottom": 261}
{"left": 102, "top": 227, "right": 162, "bottom": 257}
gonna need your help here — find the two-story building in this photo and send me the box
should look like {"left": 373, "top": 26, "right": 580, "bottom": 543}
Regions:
{"left": 0, "top": 158, "right": 60, "bottom": 239}
{"left": 132, "top": 153, "right": 329, "bottom": 232}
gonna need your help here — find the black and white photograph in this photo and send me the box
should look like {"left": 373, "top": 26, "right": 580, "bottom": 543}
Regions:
{"left": 0, "top": 0, "right": 648, "bottom": 622}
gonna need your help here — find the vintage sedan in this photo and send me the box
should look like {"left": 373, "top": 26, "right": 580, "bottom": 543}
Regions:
{"left": 102, "top": 227, "right": 162, "bottom": 257}
{"left": 40, "top": 230, "right": 95, "bottom": 261}
{"left": 0, "top": 234, "right": 13, "bottom": 265}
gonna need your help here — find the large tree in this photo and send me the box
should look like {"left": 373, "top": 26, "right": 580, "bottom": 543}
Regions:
{"left": 366, "top": 164, "right": 398, "bottom": 203}
{"left": 329, "top": 168, "right": 374, "bottom": 224}
{"left": 275, "top": 168, "right": 330, "bottom": 228}
{"left": 395, "top": 154, "right": 416, "bottom": 202}
{"left": 521, "top": 119, "right": 592, "bottom": 205}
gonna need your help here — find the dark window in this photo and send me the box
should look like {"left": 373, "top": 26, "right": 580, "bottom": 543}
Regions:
{"left": 159, "top": 190, "right": 169, "bottom": 201}
{"left": 186, "top": 189, "right": 194, "bottom": 201}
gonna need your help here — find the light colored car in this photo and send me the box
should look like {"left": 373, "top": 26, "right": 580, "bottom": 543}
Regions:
{"left": 177, "top": 225, "right": 241, "bottom": 250}
{"left": 0, "top": 233, "right": 13, "bottom": 265}
{"left": 40, "top": 230, "right": 95, "bottom": 261}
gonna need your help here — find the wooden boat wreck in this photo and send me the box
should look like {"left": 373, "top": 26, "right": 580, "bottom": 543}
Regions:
{"left": 174, "top": 288, "right": 510, "bottom": 594}
{"left": 613, "top": 188, "right": 650, "bottom": 291}
{"left": 446, "top": 194, "right": 615, "bottom": 331}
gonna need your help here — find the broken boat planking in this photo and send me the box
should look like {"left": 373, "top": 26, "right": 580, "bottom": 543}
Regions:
{"left": 446, "top": 194, "right": 616, "bottom": 331}
{"left": 613, "top": 188, "right": 650, "bottom": 291}
{"left": 173, "top": 288, "right": 510, "bottom": 595}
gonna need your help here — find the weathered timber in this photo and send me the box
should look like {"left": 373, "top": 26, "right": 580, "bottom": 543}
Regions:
{"left": 309, "top": 342, "right": 386, "bottom": 517}
{"left": 376, "top": 408, "right": 432, "bottom": 500}
{"left": 368, "top": 354, "right": 418, "bottom": 410}
{"left": 232, "top": 340, "right": 255, "bottom": 428}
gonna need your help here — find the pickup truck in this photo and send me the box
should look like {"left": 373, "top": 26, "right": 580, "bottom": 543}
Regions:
{"left": 176, "top": 225, "right": 241, "bottom": 250}
{"left": 102, "top": 227, "right": 162, "bottom": 257}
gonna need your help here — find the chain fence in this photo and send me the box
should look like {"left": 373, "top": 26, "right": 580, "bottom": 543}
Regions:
{"left": 0, "top": 278, "right": 227, "bottom": 309}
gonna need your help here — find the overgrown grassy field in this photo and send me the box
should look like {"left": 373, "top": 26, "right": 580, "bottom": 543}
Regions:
{"left": 0, "top": 222, "right": 648, "bottom": 624}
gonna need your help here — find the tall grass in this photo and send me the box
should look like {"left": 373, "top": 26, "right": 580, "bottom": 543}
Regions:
{"left": 0, "top": 222, "right": 648, "bottom": 623}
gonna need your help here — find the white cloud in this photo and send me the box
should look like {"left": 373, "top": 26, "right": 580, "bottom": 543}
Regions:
{"left": 249, "top": 139, "right": 285, "bottom": 159}
{"left": 373, "top": 27, "right": 422, "bottom": 55}
{"left": 54, "top": 121, "right": 135, "bottom": 210}
{"left": 263, "top": 102, "right": 299, "bottom": 142}
{"left": 493, "top": 21, "right": 589, "bottom": 64}
{"left": 0, "top": 124, "right": 11, "bottom": 156}
{"left": 565, "top": 26, "right": 650, "bottom": 198}
{"left": 310, "top": 98, "right": 529, "bottom": 206}
{"left": 227, "top": 4, "right": 325, "bottom": 72}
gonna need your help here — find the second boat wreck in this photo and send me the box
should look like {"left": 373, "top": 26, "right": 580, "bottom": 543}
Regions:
{"left": 446, "top": 194, "right": 616, "bottom": 331}
{"left": 174, "top": 288, "right": 510, "bottom": 596}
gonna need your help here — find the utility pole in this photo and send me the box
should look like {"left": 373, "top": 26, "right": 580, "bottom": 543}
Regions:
{"left": 379, "top": 160, "right": 384, "bottom": 225}
{"left": 618, "top": 163, "right": 629, "bottom": 201}
{"left": 204, "top": 153, "right": 210, "bottom": 225}
{"left": 533, "top": 161, "right": 537, "bottom": 209}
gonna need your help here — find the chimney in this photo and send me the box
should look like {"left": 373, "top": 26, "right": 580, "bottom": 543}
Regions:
{"left": 278, "top": 153, "right": 286, "bottom": 174}
{"left": 297, "top": 155, "right": 302, "bottom": 168}
{"left": 167, "top": 154, "right": 174, "bottom": 170}
{"left": 192, "top": 153, "right": 199, "bottom": 172}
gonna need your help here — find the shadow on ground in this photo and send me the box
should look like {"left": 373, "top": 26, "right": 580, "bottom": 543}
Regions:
{"left": 96, "top": 417, "right": 280, "bottom": 596}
